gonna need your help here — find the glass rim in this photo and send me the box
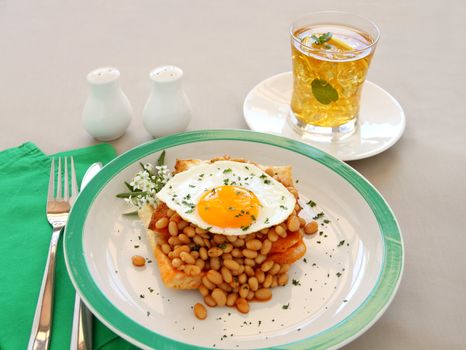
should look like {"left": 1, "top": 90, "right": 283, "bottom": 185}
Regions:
{"left": 290, "top": 10, "right": 380, "bottom": 54}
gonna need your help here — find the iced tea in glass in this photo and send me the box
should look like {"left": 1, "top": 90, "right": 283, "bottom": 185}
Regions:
{"left": 290, "top": 12, "right": 379, "bottom": 141}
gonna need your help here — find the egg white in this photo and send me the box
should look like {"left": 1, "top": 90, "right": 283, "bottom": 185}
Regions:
{"left": 156, "top": 160, "right": 296, "bottom": 235}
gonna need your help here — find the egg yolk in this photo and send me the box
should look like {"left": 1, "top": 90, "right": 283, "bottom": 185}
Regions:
{"left": 197, "top": 185, "right": 260, "bottom": 229}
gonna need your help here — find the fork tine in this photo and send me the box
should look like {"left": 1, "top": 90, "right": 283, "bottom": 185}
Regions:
{"left": 64, "top": 157, "right": 69, "bottom": 200}
{"left": 56, "top": 157, "right": 62, "bottom": 199}
{"left": 70, "top": 156, "right": 78, "bottom": 200}
{"left": 47, "top": 158, "right": 55, "bottom": 201}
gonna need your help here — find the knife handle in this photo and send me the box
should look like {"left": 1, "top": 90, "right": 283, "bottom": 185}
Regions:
{"left": 70, "top": 294, "right": 93, "bottom": 350}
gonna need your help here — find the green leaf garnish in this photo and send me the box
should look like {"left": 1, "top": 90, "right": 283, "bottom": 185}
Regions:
{"left": 311, "top": 79, "right": 339, "bottom": 105}
{"left": 157, "top": 150, "right": 166, "bottom": 166}
{"left": 311, "top": 32, "right": 333, "bottom": 45}
{"left": 116, "top": 191, "right": 148, "bottom": 198}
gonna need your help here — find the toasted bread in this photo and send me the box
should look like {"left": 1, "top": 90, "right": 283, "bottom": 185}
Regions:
{"left": 139, "top": 157, "right": 306, "bottom": 290}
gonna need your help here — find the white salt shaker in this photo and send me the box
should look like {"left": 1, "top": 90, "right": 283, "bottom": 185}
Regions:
{"left": 142, "top": 65, "right": 192, "bottom": 138}
{"left": 82, "top": 67, "right": 132, "bottom": 141}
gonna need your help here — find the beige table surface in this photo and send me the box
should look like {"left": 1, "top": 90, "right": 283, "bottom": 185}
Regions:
{"left": 1, "top": 0, "right": 465, "bottom": 349}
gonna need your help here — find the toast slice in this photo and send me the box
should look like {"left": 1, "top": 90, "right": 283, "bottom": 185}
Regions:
{"left": 139, "top": 157, "right": 306, "bottom": 290}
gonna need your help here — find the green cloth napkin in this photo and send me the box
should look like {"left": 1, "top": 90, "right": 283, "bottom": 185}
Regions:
{"left": 0, "top": 142, "right": 139, "bottom": 350}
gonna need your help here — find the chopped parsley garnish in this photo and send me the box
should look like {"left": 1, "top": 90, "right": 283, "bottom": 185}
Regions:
{"left": 337, "top": 240, "right": 345, "bottom": 247}
{"left": 336, "top": 272, "right": 342, "bottom": 277}
{"left": 313, "top": 212, "right": 325, "bottom": 220}
{"left": 292, "top": 279, "right": 301, "bottom": 286}
{"left": 223, "top": 168, "right": 233, "bottom": 174}
{"left": 323, "top": 219, "right": 330, "bottom": 224}
{"left": 264, "top": 218, "right": 270, "bottom": 224}
{"left": 241, "top": 225, "right": 250, "bottom": 231}
{"left": 282, "top": 303, "right": 290, "bottom": 309}
{"left": 218, "top": 243, "right": 227, "bottom": 250}
{"left": 303, "top": 258, "right": 307, "bottom": 263}
{"left": 280, "top": 205, "right": 288, "bottom": 210}
{"left": 306, "top": 199, "right": 317, "bottom": 207}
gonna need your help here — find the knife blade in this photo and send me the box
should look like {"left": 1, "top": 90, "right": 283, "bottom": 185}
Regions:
{"left": 70, "top": 162, "right": 102, "bottom": 350}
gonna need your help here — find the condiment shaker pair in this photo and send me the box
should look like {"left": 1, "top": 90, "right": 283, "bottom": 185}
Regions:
{"left": 82, "top": 66, "right": 191, "bottom": 141}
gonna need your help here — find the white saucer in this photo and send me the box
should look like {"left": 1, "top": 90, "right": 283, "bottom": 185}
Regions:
{"left": 243, "top": 72, "right": 406, "bottom": 161}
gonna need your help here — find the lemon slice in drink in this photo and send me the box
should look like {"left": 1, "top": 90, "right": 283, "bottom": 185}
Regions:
{"left": 327, "top": 36, "right": 354, "bottom": 51}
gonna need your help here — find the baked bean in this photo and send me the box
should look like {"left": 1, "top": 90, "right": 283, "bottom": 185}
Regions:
{"left": 231, "top": 248, "right": 242, "bottom": 258}
{"left": 208, "top": 247, "right": 223, "bottom": 258}
{"left": 183, "top": 225, "right": 195, "bottom": 237}
{"left": 210, "top": 257, "right": 221, "bottom": 270}
{"left": 269, "top": 263, "right": 281, "bottom": 275}
{"left": 237, "top": 265, "right": 245, "bottom": 274}
{"left": 168, "top": 221, "right": 179, "bottom": 236}
{"left": 193, "top": 235, "right": 205, "bottom": 246}
{"left": 305, "top": 221, "right": 318, "bottom": 235}
{"left": 260, "top": 239, "right": 272, "bottom": 255}
{"left": 287, "top": 215, "right": 300, "bottom": 232}
{"left": 131, "top": 255, "right": 145, "bottom": 267}
{"left": 255, "top": 254, "right": 266, "bottom": 264}
{"left": 171, "top": 258, "right": 182, "bottom": 268}
{"left": 195, "top": 227, "right": 207, "bottom": 235}
{"left": 203, "top": 238, "right": 211, "bottom": 248}
{"left": 244, "top": 258, "right": 255, "bottom": 267}
{"left": 222, "top": 253, "right": 233, "bottom": 260}
{"left": 190, "top": 251, "right": 199, "bottom": 259}
{"left": 161, "top": 244, "right": 171, "bottom": 255}
{"left": 184, "top": 264, "right": 201, "bottom": 276}
{"left": 226, "top": 235, "right": 237, "bottom": 242}
{"left": 211, "top": 288, "right": 227, "bottom": 306}
{"left": 223, "top": 259, "right": 240, "bottom": 271}
{"left": 198, "top": 285, "right": 209, "bottom": 297}
{"left": 168, "top": 252, "right": 174, "bottom": 259}
{"left": 173, "top": 245, "right": 190, "bottom": 258}
{"left": 207, "top": 270, "right": 223, "bottom": 285}
{"left": 279, "top": 264, "right": 290, "bottom": 274}
{"left": 232, "top": 239, "right": 245, "bottom": 248}
{"left": 236, "top": 298, "right": 250, "bottom": 313}
{"left": 167, "top": 209, "right": 175, "bottom": 217}
{"left": 255, "top": 269, "right": 265, "bottom": 283}
{"left": 213, "top": 235, "right": 226, "bottom": 245}
{"left": 255, "top": 288, "right": 272, "bottom": 301}
{"left": 242, "top": 249, "right": 258, "bottom": 259}
{"left": 294, "top": 203, "right": 301, "bottom": 212}
{"left": 180, "top": 251, "right": 195, "bottom": 264}
{"left": 238, "top": 274, "right": 247, "bottom": 284}
{"left": 170, "top": 213, "right": 182, "bottom": 223}
{"left": 155, "top": 217, "right": 169, "bottom": 229}
{"left": 261, "top": 260, "right": 274, "bottom": 272}
{"left": 204, "top": 295, "right": 216, "bottom": 307}
{"left": 271, "top": 276, "right": 278, "bottom": 287}
{"left": 223, "top": 243, "right": 234, "bottom": 253}
{"left": 202, "top": 276, "right": 215, "bottom": 290}
{"left": 248, "top": 277, "right": 259, "bottom": 291}
{"left": 268, "top": 230, "right": 279, "bottom": 242}
{"left": 195, "top": 259, "right": 205, "bottom": 270}
{"left": 247, "top": 290, "right": 254, "bottom": 300}
{"left": 219, "top": 282, "right": 232, "bottom": 293}
{"left": 278, "top": 273, "right": 289, "bottom": 286}
{"left": 260, "top": 228, "right": 269, "bottom": 234}
{"left": 226, "top": 293, "right": 238, "bottom": 306}
{"left": 177, "top": 221, "right": 189, "bottom": 230}
{"left": 275, "top": 225, "right": 287, "bottom": 237}
{"left": 194, "top": 303, "right": 207, "bottom": 320}
{"left": 244, "top": 265, "right": 255, "bottom": 277}
{"left": 199, "top": 247, "right": 208, "bottom": 260}
{"left": 263, "top": 274, "right": 273, "bottom": 288}
{"left": 239, "top": 284, "right": 250, "bottom": 298}
{"left": 178, "top": 233, "right": 191, "bottom": 244}
{"left": 246, "top": 239, "right": 262, "bottom": 251}
{"left": 168, "top": 237, "right": 182, "bottom": 246}
{"left": 221, "top": 267, "right": 233, "bottom": 283}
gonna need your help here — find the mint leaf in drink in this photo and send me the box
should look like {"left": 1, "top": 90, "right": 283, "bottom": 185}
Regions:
{"left": 311, "top": 79, "right": 339, "bottom": 105}
{"left": 311, "top": 32, "right": 333, "bottom": 45}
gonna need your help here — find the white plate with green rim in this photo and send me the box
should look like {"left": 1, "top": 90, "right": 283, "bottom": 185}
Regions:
{"left": 64, "top": 129, "right": 403, "bottom": 350}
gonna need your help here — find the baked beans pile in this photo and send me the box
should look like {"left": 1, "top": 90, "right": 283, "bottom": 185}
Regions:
{"left": 150, "top": 183, "right": 318, "bottom": 320}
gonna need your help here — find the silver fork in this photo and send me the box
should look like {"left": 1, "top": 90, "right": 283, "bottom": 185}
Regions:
{"left": 28, "top": 157, "right": 78, "bottom": 350}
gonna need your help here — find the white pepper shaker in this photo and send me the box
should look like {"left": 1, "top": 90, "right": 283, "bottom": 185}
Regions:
{"left": 142, "top": 65, "right": 192, "bottom": 138}
{"left": 82, "top": 67, "right": 132, "bottom": 141}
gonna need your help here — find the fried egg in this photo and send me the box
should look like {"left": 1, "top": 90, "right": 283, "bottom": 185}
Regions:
{"left": 156, "top": 160, "right": 296, "bottom": 235}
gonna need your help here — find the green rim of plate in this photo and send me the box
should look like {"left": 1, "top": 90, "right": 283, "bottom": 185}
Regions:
{"left": 64, "top": 129, "right": 403, "bottom": 350}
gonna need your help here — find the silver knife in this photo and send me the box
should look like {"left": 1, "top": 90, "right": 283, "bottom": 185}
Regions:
{"left": 70, "top": 162, "right": 103, "bottom": 350}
